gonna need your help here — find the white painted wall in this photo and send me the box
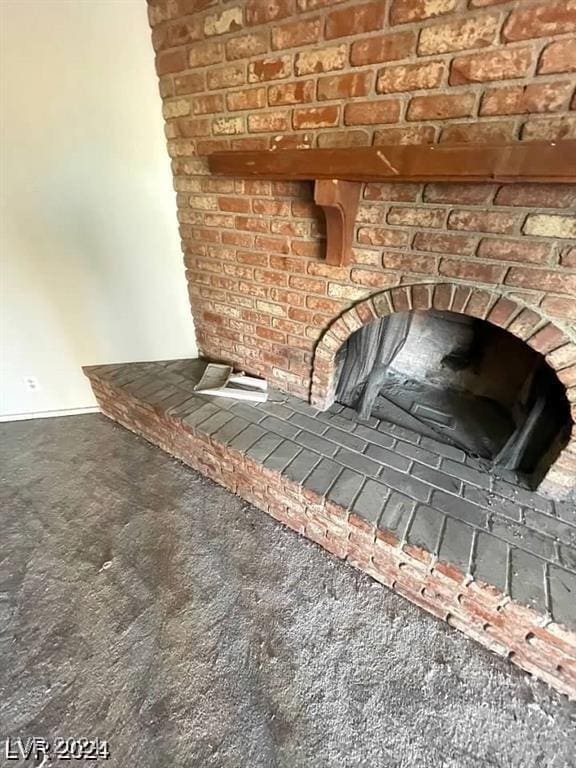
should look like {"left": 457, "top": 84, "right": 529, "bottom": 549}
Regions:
{"left": 0, "top": 0, "right": 196, "bottom": 420}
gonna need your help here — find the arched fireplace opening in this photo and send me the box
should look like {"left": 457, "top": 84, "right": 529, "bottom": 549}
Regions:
{"left": 333, "top": 309, "right": 572, "bottom": 489}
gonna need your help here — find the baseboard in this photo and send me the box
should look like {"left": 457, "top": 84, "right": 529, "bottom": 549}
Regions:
{"left": 0, "top": 406, "right": 101, "bottom": 423}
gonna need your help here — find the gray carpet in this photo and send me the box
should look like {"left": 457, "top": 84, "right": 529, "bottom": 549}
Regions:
{"left": 1, "top": 414, "right": 575, "bottom": 768}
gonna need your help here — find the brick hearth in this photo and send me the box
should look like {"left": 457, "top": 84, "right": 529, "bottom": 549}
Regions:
{"left": 84, "top": 358, "right": 576, "bottom": 699}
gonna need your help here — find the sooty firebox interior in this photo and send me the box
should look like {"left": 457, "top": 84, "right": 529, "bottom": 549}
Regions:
{"left": 334, "top": 310, "right": 572, "bottom": 487}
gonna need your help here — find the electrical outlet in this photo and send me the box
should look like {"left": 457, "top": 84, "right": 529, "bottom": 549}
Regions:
{"left": 24, "top": 376, "right": 40, "bottom": 392}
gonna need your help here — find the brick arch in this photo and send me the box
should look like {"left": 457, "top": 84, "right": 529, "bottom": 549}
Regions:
{"left": 310, "top": 282, "right": 576, "bottom": 495}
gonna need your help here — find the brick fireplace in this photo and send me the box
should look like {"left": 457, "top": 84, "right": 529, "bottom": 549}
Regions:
{"left": 87, "top": 0, "right": 576, "bottom": 697}
{"left": 309, "top": 281, "right": 574, "bottom": 485}
{"left": 148, "top": 0, "right": 576, "bottom": 490}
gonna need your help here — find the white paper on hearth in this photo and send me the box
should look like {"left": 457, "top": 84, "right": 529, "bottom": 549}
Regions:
{"left": 194, "top": 363, "right": 268, "bottom": 402}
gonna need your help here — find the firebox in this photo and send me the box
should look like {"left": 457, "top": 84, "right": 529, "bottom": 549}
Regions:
{"left": 333, "top": 309, "right": 572, "bottom": 489}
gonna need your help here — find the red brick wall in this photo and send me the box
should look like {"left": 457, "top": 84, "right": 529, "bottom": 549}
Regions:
{"left": 147, "top": 0, "right": 576, "bottom": 399}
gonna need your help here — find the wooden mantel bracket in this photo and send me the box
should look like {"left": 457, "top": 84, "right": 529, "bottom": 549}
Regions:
{"left": 314, "top": 179, "right": 360, "bottom": 267}
{"left": 208, "top": 142, "right": 576, "bottom": 268}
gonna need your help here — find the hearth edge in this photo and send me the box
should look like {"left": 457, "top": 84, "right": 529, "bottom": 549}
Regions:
{"left": 84, "top": 360, "right": 576, "bottom": 700}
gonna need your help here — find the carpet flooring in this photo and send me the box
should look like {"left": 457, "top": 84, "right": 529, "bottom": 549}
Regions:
{"left": 1, "top": 414, "right": 575, "bottom": 767}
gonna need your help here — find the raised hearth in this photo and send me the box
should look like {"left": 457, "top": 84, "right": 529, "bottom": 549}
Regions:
{"left": 84, "top": 358, "right": 576, "bottom": 699}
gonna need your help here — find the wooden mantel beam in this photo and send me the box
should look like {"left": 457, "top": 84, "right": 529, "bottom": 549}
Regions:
{"left": 207, "top": 142, "right": 576, "bottom": 267}
{"left": 208, "top": 142, "right": 576, "bottom": 184}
